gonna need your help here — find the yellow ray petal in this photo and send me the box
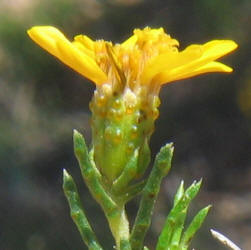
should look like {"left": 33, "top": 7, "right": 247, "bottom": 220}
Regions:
{"left": 74, "top": 34, "right": 95, "bottom": 51}
{"left": 121, "top": 34, "right": 138, "bottom": 48}
{"left": 141, "top": 40, "right": 237, "bottom": 85}
{"left": 56, "top": 39, "right": 107, "bottom": 84}
{"left": 27, "top": 26, "right": 107, "bottom": 85}
{"left": 27, "top": 26, "right": 65, "bottom": 58}
{"left": 156, "top": 61, "right": 233, "bottom": 85}
{"left": 202, "top": 40, "right": 238, "bottom": 60}
{"left": 141, "top": 48, "right": 201, "bottom": 84}
{"left": 141, "top": 44, "right": 205, "bottom": 85}
{"left": 181, "top": 40, "right": 238, "bottom": 71}
{"left": 72, "top": 40, "right": 95, "bottom": 59}
{"left": 172, "top": 40, "right": 237, "bottom": 74}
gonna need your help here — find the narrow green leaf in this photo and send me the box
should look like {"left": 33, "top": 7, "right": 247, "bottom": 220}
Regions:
{"left": 121, "top": 179, "right": 147, "bottom": 203}
{"left": 156, "top": 180, "right": 202, "bottom": 250}
{"left": 184, "top": 180, "right": 202, "bottom": 202}
{"left": 120, "top": 239, "right": 132, "bottom": 250}
{"left": 130, "top": 143, "right": 174, "bottom": 250}
{"left": 88, "top": 147, "right": 102, "bottom": 178}
{"left": 63, "top": 169, "right": 103, "bottom": 250}
{"left": 169, "top": 210, "right": 186, "bottom": 249}
{"left": 112, "top": 148, "right": 139, "bottom": 194}
{"left": 156, "top": 181, "right": 185, "bottom": 250}
{"left": 136, "top": 140, "right": 151, "bottom": 178}
{"left": 180, "top": 205, "right": 211, "bottom": 248}
{"left": 73, "top": 130, "right": 118, "bottom": 218}
{"left": 174, "top": 180, "right": 184, "bottom": 207}
{"left": 155, "top": 143, "right": 174, "bottom": 176}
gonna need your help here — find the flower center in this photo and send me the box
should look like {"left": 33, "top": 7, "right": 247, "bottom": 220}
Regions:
{"left": 93, "top": 27, "right": 179, "bottom": 92}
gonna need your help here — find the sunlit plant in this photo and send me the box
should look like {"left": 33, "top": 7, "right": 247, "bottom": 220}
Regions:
{"left": 27, "top": 26, "right": 237, "bottom": 250}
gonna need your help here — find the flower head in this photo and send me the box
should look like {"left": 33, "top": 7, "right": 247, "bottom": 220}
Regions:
{"left": 27, "top": 26, "right": 237, "bottom": 182}
{"left": 27, "top": 26, "right": 237, "bottom": 87}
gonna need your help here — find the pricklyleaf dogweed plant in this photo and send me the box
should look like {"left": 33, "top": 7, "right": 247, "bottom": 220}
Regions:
{"left": 27, "top": 26, "right": 237, "bottom": 250}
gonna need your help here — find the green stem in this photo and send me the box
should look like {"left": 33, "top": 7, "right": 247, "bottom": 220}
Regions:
{"left": 107, "top": 205, "right": 131, "bottom": 250}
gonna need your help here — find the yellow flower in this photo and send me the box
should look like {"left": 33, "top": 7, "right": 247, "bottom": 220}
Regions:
{"left": 27, "top": 26, "right": 238, "bottom": 182}
{"left": 27, "top": 26, "right": 237, "bottom": 89}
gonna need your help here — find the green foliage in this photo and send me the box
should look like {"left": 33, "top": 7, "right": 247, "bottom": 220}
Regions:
{"left": 112, "top": 148, "right": 139, "bottom": 194}
{"left": 73, "top": 130, "right": 118, "bottom": 217}
{"left": 156, "top": 181, "right": 211, "bottom": 250}
{"left": 180, "top": 206, "right": 211, "bottom": 249}
{"left": 63, "top": 170, "right": 103, "bottom": 250}
{"left": 63, "top": 131, "right": 209, "bottom": 249}
{"left": 130, "top": 143, "right": 174, "bottom": 250}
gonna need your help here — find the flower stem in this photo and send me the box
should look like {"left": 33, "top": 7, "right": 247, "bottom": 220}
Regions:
{"left": 107, "top": 206, "right": 131, "bottom": 250}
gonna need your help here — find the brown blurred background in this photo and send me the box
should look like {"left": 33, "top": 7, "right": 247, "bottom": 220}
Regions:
{"left": 0, "top": 0, "right": 250, "bottom": 249}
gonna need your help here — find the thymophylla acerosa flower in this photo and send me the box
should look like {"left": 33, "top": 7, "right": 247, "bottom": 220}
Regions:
{"left": 27, "top": 26, "right": 237, "bottom": 183}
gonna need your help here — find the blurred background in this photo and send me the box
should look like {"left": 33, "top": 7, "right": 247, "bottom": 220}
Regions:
{"left": 0, "top": 0, "right": 250, "bottom": 249}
